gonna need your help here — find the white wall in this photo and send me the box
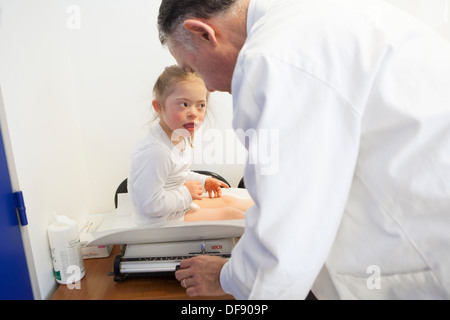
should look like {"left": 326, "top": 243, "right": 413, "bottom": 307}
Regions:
{"left": 0, "top": 0, "right": 448, "bottom": 300}
{"left": 0, "top": 0, "right": 91, "bottom": 299}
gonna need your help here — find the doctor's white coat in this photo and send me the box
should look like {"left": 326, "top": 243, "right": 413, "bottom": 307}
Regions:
{"left": 220, "top": 0, "right": 450, "bottom": 299}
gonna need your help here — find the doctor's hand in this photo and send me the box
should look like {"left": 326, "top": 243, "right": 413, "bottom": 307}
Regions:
{"left": 184, "top": 180, "right": 203, "bottom": 200}
{"left": 175, "top": 255, "right": 228, "bottom": 297}
{"left": 204, "top": 177, "right": 229, "bottom": 198}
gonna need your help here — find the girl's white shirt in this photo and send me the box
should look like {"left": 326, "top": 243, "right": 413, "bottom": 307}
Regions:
{"left": 128, "top": 123, "right": 207, "bottom": 224}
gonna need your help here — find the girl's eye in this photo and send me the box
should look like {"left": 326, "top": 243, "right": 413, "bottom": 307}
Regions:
{"left": 179, "top": 102, "right": 188, "bottom": 107}
{"left": 198, "top": 104, "right": 206, "bottom": 109}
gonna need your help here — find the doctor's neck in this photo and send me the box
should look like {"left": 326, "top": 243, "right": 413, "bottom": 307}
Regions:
{"left": 212, "top": 0, "right": 249, "bottom": 51}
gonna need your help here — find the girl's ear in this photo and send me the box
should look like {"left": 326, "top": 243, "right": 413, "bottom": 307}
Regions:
{"left": 152, "top": 100, "right": 162, "bottom": 114}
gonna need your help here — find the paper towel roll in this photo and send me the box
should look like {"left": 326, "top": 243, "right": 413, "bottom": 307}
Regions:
{"left": 48, "top": 214, "right": 85, "bottom": 285}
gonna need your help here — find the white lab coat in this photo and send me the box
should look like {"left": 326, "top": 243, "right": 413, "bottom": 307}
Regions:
{"left": 220, "top": 0, "right": 450, "bottom": 299}
{"left": 128, "top": 123, "right": 208, "bottom": 224}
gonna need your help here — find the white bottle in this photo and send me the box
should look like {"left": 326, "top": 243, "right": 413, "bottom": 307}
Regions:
{"left": 48, "top": 214, "right": 85, "bottom": 285}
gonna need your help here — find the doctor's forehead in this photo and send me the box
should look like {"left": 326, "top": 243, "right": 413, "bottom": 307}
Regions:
{"left": 167, "top": 43, "right": 194, "bottom": 72}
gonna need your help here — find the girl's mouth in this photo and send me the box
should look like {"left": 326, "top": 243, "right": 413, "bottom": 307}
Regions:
{"left": 183, "top": 122, "right": 198, "bottom": 131}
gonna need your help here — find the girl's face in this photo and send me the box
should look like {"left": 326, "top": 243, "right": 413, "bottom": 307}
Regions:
{"left": 154, "top": 77, "right": 207, "bottom": 134}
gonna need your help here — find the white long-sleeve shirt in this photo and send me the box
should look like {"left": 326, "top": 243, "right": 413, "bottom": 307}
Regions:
{"left": 220, "top": 0, "right": 450, "bottom": 299}
{"left": 128, "top": 123, "right": 208, "bottom": 224}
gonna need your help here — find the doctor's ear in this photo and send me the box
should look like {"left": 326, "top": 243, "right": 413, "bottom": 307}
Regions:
{"left": 183, "top": 19, "right": 218, "bottom": 47}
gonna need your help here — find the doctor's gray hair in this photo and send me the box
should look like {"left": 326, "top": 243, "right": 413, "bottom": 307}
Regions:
{"left": 158, "top": 0, "right": 241, "bottom": 48}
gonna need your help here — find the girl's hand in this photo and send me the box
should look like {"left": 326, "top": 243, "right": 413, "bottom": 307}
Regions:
{"left": 204, "top": 177, "right": 229, "bottom": 198}
{"left": 184, "top": 180, "right": 203, "bottom": 200}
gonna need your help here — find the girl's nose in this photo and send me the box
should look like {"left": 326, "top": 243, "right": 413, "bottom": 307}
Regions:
{"left": 187, "top": 107, "right": 197, "bottom": 119}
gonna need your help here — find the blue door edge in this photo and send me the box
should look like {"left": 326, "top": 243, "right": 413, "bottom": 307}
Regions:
{"left": 16, "top": 225, "right": 42, "bottom": 300}
{"left": 0, "top": 85, "right": 40, "bottom": 299}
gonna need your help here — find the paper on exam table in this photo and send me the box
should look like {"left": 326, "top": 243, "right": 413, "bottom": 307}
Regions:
{"left": 86, "top": 188, "right": 251, "bottom": 246}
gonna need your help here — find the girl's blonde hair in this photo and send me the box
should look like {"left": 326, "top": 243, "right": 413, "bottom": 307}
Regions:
{"left": 153, "top": 65, "right": 210, "bottom": 108}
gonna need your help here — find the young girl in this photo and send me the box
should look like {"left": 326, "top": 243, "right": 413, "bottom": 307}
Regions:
{"left": 128, "top": 65, "right": 253, "bottom": 224}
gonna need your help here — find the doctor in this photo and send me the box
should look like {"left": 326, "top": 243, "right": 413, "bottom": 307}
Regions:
{"left": 161, "top": 0, "right": 450, "bottom": 299}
